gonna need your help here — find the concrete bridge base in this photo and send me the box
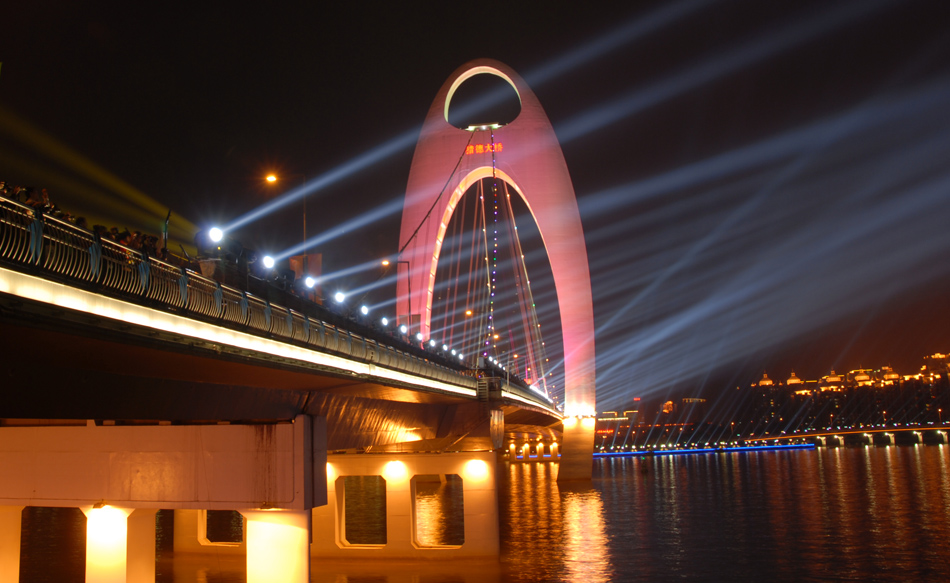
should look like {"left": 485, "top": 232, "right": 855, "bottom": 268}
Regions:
{"left": 557, "top": 417, "right": 596, "bottom": 481}
{"left": 312, "top": 451, "right": 499, "bottom": 559}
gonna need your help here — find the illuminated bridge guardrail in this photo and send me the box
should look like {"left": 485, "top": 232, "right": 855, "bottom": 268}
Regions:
{"left": 0, "top": 197, "right": 557, "bottom": 411}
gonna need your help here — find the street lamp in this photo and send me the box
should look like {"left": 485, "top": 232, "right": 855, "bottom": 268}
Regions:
{"left": 382, "top": 258, "right": 411, "bottom": 335}
{"left": 266, "top": 172, "right": 308, "bottom": 272}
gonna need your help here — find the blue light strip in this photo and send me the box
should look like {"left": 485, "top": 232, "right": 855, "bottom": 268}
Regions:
{"left": 594, "top": 443, "right": 816, "bottom": 458}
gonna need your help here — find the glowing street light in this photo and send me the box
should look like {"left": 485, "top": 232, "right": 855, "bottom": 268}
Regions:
{"left": 382, "top": 258, "right": 412, "bottom": 335}
{"left": 266, "top": 172, "right": 309, "bottom": 272}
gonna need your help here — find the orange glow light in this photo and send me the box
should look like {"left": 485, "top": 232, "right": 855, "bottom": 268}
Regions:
{"left": 84, "top": 505, "right": 130, "bottom": 583}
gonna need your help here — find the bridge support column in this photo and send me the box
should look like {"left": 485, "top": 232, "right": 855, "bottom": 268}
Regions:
{"left": 80, "top": 506, "right": 154, "bottom": 583}
{"left": 241, "top": 510, "right": 311, "bottom": 583}
{"left": 0, "top": 506, "right": 23, "bottom": 582}
{"left": 127, "top": 509, "right": 157, "bottom": 583}
{"left": 558, "top": 416, "right": 595, "bottom": 481}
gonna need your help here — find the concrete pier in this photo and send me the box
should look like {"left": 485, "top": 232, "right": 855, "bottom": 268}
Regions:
{"left": 557, "top": 416, "right": 596, "bottom": 481}
{"left": 312, "top": 451, "right": 499, "bottom": 559}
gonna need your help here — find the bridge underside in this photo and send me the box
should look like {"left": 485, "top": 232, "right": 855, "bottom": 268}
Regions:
{"left": 0, "top": 292, "right": 560, "bottom": 452}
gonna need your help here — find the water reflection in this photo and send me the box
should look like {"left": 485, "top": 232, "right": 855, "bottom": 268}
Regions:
{"left": 344, "top": 475, "right": 387, "bottom": 545}
{"left": 19, "top": 507, "right": 85, "bottom": 583}
{"left": 500, "top": 462, "right": 610, "bottom": 582}
{"left": 560, "top": 487, "right": 609, "bottom": 582}
{"left": 413, "top": 474, "right": 464, "bottom": 546}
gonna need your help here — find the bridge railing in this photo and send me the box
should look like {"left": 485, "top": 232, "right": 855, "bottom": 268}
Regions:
{"left": 0, "top": 197, "right": 478, "bottom": 396}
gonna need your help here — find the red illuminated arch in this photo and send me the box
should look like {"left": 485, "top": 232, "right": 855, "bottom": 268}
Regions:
{"left": 398, "top": 59, "right": 596, "bottom": 416}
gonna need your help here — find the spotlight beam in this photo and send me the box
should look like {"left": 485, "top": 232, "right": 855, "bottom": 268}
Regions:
{"left": 594, "top": 76, "right": 950, "bottom": 338}
{"left": 271, "top": 196, "right": 404, "bottom": 261}
{"left": 217, "top": 3, "right": 712, "bottom": 233}
{"left": 555, "top": 0, "right": 891, "bottom": 145}
{"left": 583, "top": 74, "right": 950, "bottom": 405}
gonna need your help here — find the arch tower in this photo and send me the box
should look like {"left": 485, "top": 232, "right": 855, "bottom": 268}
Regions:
{"left": 397, "top": 59, "right": 596, "bottom": 420}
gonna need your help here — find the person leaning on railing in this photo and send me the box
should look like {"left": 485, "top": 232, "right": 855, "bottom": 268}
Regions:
{"left": 0, "top": 181, "right": 26, "bottom": 202}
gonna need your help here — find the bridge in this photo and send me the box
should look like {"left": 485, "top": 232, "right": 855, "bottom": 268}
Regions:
{"left": 747, "top": 426, "right": 950, "bottom": 447}
{"left": 0, "top": 59, "right": 598, "bottom": 582}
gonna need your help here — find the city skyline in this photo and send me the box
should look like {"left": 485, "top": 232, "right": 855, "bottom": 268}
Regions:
{"left": 3, "top": 2, "right": 950, "bottom": 409}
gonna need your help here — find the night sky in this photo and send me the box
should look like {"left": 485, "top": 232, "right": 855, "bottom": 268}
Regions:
{"left": 3, "top": 1, "right": 950, "bottom": 410}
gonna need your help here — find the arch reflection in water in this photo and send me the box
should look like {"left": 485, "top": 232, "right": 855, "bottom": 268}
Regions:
{"left": 501, "top": 462, "right": 611, "bottom": 582}
{"left": 561, "top": 488, "right": 610, "bottom": 583}
{"left": 412, "top": 474, "right": 464, "bottom": 547}
{"left": 343, "top": 476, "right": 387, "bottom": 545}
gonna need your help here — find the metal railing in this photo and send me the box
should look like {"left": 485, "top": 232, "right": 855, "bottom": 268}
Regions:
{"left": 0, "top": 197, "right": 478, "bottom": 394}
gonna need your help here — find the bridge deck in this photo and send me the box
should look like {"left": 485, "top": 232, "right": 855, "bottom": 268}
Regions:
{"left": 0, "top": 197, "right": 560, "bottom": 450}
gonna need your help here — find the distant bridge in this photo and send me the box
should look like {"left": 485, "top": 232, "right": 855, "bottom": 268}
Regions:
{"left": 748, "top": 425, "right": 950, "bottom": 446}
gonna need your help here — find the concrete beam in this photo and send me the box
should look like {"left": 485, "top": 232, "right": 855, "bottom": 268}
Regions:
{"left": 0, "top": 416, "right": 326, "bottom": 510}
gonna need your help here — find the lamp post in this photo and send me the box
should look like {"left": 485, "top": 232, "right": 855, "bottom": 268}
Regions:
{"left": 382, "top": 259, "right": 411, "bottom": 335}
{"left": 265, "top": 173, "right": 308, "bottom": 272}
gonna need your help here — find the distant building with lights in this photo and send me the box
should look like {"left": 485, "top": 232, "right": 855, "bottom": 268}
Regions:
{"left": 820, "top": 370, "right": 844, "bottom": 392}
{"left": 847, "top": 369, "right": 873, "bottom": 386}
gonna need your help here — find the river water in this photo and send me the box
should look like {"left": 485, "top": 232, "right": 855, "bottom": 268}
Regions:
{"left": 17, "top": 445, "right": 950, "bottom": 582}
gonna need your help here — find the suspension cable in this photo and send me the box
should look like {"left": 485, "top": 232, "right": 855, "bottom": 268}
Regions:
{"left": 398, "top": 133, "right": 476, "bottom": 256}
{"left": 502, "top": 181, "right": 549, "bottom": 394}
